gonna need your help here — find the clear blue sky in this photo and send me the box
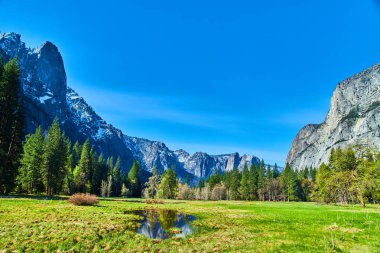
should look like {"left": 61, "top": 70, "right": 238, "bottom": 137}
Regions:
{"left": 1, "top": 1, "right": 380, "bottom": 165}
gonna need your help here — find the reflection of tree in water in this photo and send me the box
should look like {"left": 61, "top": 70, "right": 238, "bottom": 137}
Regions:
{"left": 158, "top": 209, "right": 177, "bottom": 230}
{"left": 132, "top": 209, "right": 196, "bottom": 239}
{"left": 145, "top": 209, "right": 159, "bottom": 231}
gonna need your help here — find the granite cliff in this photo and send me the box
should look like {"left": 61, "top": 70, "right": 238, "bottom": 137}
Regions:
{"left": 287, "top": 63, "right": 380, "bottom": 169}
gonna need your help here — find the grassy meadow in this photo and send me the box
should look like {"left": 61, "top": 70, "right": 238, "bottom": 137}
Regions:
{"left": 0, "top": 198, "right": 379, "bottom": 252}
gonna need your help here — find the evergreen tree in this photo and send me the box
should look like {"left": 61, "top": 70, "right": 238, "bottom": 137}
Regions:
{"left": 75, "top": 139, "right": 91, "bottom": 192}
{"left": 207, "top": 169, "right": 221, "bottom": 190}
{"left": 248, "top": 164, "right": 258, "bottom": 200}
{"left": 90, "top": 148, "right": 101, "bottom": 195}
{"left": 42, "top": 118, "right": 69, "bottom": 195}
{"left": 71, "top": 141, "right": 81, "bottom": 168}
{"left": 281, "top": 163, "right": 296, "bottom": 201}
{"left": 266, "top": 165, "right": 273, "bottom": 180}
{"left": 224, "top": 171, "right": 232, "bottom": 199}
{"left": 198, "top": 178, "right": 205, "bottom": 189}
{"left": 272, "top": 163, "right": 280, "bottom": 178}
{"left": 18, "top": 126, "right": 44, "bottom": 193}
{"left": 97, "top": 154, "right": 107, "bottom": 182}
{"left": 309, "top": 167, "right": 317, "bottom": 182}
{"left": 107, "top": 156, "right": 114, "bottom": 173}
{"left": 158, "top": 168, "right": 178, "bottom": 199}
{"left": 240, "top": 163, "right": 249, "bottom": 200}
{"left": 257, "top": 160, "right": 266, "bottom": 199}
{"left": 128, "top": 161, "right": 142, "bottom": 197}
{"left": 304, "top": 166, "right": 310, "bottom": 179}
{"left": 230, "top": 168, "right": 241, "bottom": 200}
{"left": 112, "top": 156, "right": 122, "bottom": 196}
{"left": 0, "top": 58, "right": 23, "bottom": 194}
{"left": 258, "top": 160, "right": 265, "bottom": 190}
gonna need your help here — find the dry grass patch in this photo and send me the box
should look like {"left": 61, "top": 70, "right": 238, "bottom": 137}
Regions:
{"left": 144, "top": 199, "right": 165, "bottom": 204}
{"left": 68, "top": 193, "right": 99, "bottom": 206}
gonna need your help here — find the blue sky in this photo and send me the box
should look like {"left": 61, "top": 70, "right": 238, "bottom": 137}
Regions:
{"left": 1, "top": 1, "right": 380, "bottom": 165}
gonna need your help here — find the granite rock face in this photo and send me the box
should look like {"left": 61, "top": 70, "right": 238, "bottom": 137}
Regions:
{"left": 0, "top": 32, "right": 134, "bottom": 169}
{"left": 0, "top": 32, "right": 261, "bottom": 178}
{"left": 287, "top": 63, "right": 380, "bottom": 169}
{"left": 175, "top": 151, "right": 260, "bottom": 178}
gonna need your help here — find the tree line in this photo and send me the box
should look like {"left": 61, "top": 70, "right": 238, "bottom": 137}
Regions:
{"left": 17, "top": 119, "right": 143, "bottom": 197}
{"left": 170, "top": 147, "right": 380, "bottom": 206}
{"left": 171, "top": 162, "right": 318, "bottom": 201}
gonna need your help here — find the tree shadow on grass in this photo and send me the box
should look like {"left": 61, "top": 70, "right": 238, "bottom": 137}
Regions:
{"left": 0, "top": 194, "right": 68, "bottom": 200}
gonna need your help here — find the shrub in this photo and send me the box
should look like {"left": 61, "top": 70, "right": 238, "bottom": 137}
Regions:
{"left": 144, "top": 199, "right": 165, "bottom": 204}
{"left": 68, "top": 193, "right": 99, "bottom": 206}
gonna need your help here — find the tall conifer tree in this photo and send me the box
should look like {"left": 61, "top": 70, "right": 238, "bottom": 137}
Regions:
{"left": 0, "top": 58, "right": 23, "bottom": 194}
{"left": 42, "top": 118, "right": 68, "bottom": 195}
{"left": 241, "top": 163, "right": 249, "bottom": 200}
{"left": 18, "top": 126, "right": 44, "bottom": 193}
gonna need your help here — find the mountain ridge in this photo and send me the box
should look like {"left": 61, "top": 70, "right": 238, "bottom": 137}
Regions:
{"left": 0, "top": 32, "right": 261, "bottom": 180}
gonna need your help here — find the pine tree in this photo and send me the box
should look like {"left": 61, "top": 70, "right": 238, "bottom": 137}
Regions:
{"left": 266, "top": 165, "right": 273, "bottom": 180}
{"left": 128, "top": 161, "right": 142, "bottom": 197}
{"left": 0, "top": 58, "right": 23, "bottom": 194}
{"left": 42, "top": 118, "right": 69, "bottom": 195}
{"left": 230, "top": 168, "right": 241, "bottom": 200}
{"left": 107, "top": 156, "right": 114, "bottom": 173}
{"left": 207, "top": 169, "right": 221, "bottom": 190}
{"left": 158, "top": 168, "right": 178, "bottom": 199}
{"left": 72, "top": 141, "right": 81, "bottom": 168}
{"left": 90, "top": 148, "right": 101, "bottom": 195}
{"left": 309, "top": 166, "right": 317, "bottom": 182}
{"left": 300, "top": 166, "right": 309, "bottom": 180}
{"left": 198, "top": 178, "right": 205, "bottom": 189}
{"left": 272, "top": 163, "right": 280, "bottom": 178}
{"left": 240, "top": 163, "right": 249, "bottom": 200}
{"left": 257, "top": 160, "right": 266, "bottom": 199}
{"left": 281, "top": 163, "right": 296, "bottom": 202}
{"left": 248, "top": 164, "right": 257, "bottom": 200}
{"left": 76, "top": 139, "right": 91, "bottom": 192}
{"left": 112, "top": 156, "right": 122, "bottom": 196}
{"left": 18, "top": 126, "right": 44, "bottom": 193}
{"left": 97, "top": 154, "right": 107, "bottom": 182}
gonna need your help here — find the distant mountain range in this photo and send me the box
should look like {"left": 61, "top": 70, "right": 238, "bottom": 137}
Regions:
{"left": 287, "top": 63, "right": 380, "bottom": 169}
{"left": 0, "top": 32, "right": 261, "bottom": 180}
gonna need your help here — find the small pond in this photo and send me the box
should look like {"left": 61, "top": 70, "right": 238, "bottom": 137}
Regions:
{"left": 127, "top": 209, "right": 197, "bottom": 239}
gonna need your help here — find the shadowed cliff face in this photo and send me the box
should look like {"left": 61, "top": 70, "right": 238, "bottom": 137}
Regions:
{"left": 287, "top": 63, "right": 380, "bottom": 169}
{"left": 0, "top": 32, "right": 134, "bottom": 170}
{"left": 0, "top": 32, "right": 261, "bottom": 179}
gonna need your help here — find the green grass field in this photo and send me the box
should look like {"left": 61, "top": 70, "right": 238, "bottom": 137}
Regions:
{"left": 0, "top": 198, "right": 379, "bottom": 252}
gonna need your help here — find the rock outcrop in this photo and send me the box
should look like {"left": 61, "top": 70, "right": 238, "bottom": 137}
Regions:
{"left": 287, "top": 63, "right": 380, "bottom": 169}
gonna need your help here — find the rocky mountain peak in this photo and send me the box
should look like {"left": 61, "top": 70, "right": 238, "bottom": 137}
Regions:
{"left": 0, "top": 32, "right": 23, "bottom": 57}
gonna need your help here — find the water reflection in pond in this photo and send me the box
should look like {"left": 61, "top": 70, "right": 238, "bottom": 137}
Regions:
{"left": 127, "top": 209, "right": 197, "bottom": 239}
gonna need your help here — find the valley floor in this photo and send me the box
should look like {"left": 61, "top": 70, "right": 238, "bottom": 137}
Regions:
{"left": 0, "top": 197, "right": 379, "bottom": 252}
